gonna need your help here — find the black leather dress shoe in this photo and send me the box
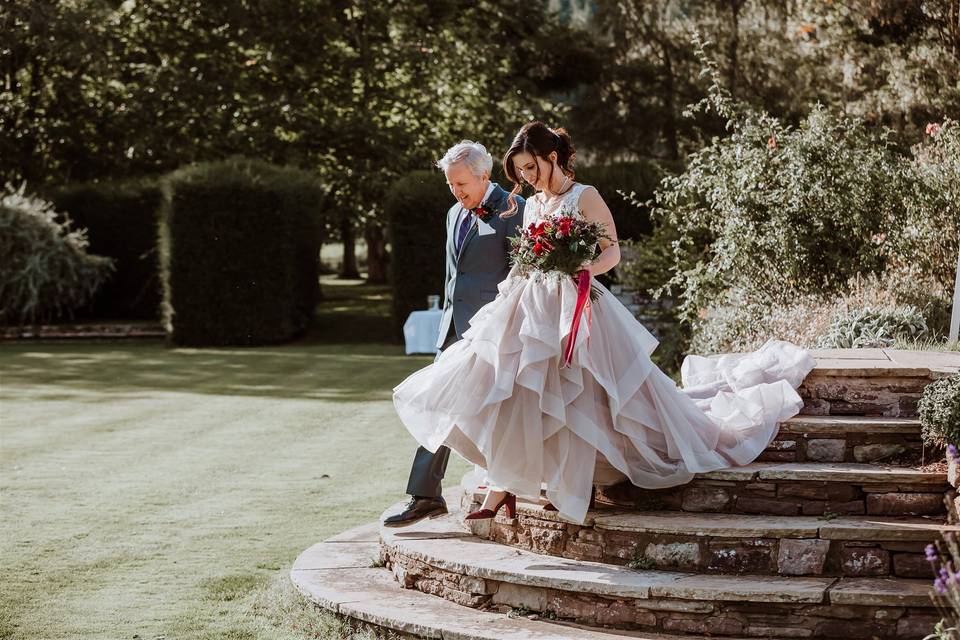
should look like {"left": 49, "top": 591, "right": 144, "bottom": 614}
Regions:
{"left": 383, "top": 496, "right": 448, "bottom": 527}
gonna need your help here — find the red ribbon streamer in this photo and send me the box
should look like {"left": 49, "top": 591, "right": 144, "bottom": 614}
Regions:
{"left": 561, "top": 270, "right": 592, "bottom": 368}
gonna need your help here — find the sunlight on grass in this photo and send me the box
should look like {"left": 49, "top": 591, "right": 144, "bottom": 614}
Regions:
{"left": 0, "top": 337, "right": 464, "bottom": 639}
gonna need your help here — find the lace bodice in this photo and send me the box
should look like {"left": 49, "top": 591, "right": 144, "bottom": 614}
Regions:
{"left": 523, "top": 182, "right": 591, "bottom": 227}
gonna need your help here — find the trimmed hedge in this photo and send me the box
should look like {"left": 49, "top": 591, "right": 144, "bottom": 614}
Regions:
{"left": 159, "top": 158, "right": 328, "bottom": 346}
{"left": 51, "top": 180, "right": 163, "bottom": 319}
{"left": 577, "top": 160, "right": 665, "bottom": 240}
{"left": 387, "top": 170, "right": 450, "bottom": 340}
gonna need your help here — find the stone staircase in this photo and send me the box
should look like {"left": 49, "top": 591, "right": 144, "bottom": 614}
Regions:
{"left": 293, "top": 348, "right": 960, "bottom": 639}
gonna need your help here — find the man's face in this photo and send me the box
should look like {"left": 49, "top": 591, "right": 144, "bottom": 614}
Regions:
{"left": 445, "top": 162, "right": 489, "bottom": 210}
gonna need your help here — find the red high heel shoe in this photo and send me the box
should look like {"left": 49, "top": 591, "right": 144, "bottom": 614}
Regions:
{"left": 465, "top": 492, "right": 516, "bottom": 520}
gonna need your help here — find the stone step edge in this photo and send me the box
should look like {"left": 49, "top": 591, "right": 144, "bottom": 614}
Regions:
{"left": 292, "top": 522, "right": 756, "bottom": 640}
{"left": 467, "top": 498, "right": 946, "bottom": 541}
{"left": 469, "top": 460, "right": 946, "bottom": 489}
{"left": 778, "top": 415, "right": 921, "bottom": 435}
{"left": 695, "top": 461, "right": 945, "bottom": 484}
{"left": 380, "top": 508, "right": 934, "bottom": 609}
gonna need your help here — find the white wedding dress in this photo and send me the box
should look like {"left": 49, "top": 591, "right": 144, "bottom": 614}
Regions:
{"left": 393, "top": 184, "right": 815, "bottom": 524}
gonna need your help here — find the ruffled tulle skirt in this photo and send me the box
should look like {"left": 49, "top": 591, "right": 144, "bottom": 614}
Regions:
{"left": 393, "top": 271, "right": 815, "bottom": 524}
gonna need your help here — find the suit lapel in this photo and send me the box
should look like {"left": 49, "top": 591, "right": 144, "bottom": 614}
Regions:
{"left": 457, "top": 184, "right": 506, "bottom": 261}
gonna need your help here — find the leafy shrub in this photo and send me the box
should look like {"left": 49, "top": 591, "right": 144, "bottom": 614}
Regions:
{"left": 920, "top": 374, "right": 960, "bottom": 447}
{"left": 0, "top": 183, "right": 113, "bottom": 325}
{"left": 687, "top": 271, "right": 948, "bottom": 354}
{"left": 884, "top": 119, "right": 960, "bottom": 292}
{"left": 656, "top": 90, "right": 900, "bottom": 325}
{"left": 386, "top": 170, "right": 450, "bottom": 341}
{"left": 634, "top": 40, "right": 958, "bottom": 354}
{"left": 51, "top": 180, "right": 163, "bottom": 319}
{"left": 816, "top": 305, "right": 928, "bottom": 349}
{"left": 159, "top": 158, "right": 328, "bottom": 346}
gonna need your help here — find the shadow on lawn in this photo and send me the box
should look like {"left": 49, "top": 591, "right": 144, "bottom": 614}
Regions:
{"left": 0, "top": 278, "right": 434, "bottom": 402}
{"left": 0, "top": 343, "right": 433, "bottom": 403}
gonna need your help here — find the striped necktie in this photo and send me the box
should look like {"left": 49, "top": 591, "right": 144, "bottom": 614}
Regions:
{"left": 455, "top": 209, "right": 473, "bottom": 253}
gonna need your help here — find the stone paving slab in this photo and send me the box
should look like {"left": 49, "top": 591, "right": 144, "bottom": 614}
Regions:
{"left": 811, "top": 349, "right": 890, "bottom": 361}
{"left": 828, "top": 577, "right": 933, "bottom": 607}
{"left": 884, "top": 350, "right": 960, "bottom": 375}
{"left": 778, "top": 415, "right": 921, "bottom": 435}
{"left": 292, "top": 541, "right": 380, "bottom": 571}
{"left": 325, "top": 520, "right": 380, "bottom": 543}
{"left": 804, "top": 347, "right": 960, "bottom": 377}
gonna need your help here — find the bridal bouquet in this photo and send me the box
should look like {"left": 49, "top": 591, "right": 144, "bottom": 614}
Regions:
{"left": 509, "top": 212, "right": 610, "bottom": 300}
{"left": 510, "top": 210, "right": 612, "bottom": 367}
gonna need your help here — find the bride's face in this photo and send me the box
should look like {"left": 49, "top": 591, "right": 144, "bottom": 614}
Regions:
{"left": 512, "top": 151, "right": 557, "bottom": 192}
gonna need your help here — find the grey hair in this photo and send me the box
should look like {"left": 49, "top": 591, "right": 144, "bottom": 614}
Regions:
{"left": 436, "top": 140, "right": 493, "bottom": 178}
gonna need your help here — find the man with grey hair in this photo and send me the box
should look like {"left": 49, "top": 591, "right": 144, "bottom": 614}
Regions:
{"left": 384, "top": 140, "right": 524, "bottom": 526}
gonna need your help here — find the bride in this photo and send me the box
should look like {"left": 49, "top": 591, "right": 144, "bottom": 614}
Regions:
{"left": 393, "top": 121, "right": 815, "bottom": 524}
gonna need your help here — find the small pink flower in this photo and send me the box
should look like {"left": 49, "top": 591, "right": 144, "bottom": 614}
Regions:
{"left": 767, "top": 135, "right": 777, "bottom": 150}
{"left": 926, "top": 122, "right": 942, "bottom": 136}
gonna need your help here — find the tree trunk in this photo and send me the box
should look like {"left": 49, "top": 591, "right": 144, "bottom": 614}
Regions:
{"left": 727, "top": 0, "right": 742, "bottom": 99}
{"left": 339, "top": 219, "right": 361, "bottom": 279}
{"left": 661, "top": 45, "right": 680, "bottom": 161}
{"left": 364, "top": 224, "right": 389, "bottom": 284}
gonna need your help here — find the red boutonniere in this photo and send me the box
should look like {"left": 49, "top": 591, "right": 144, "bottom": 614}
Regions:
{"left": 472, "top": 204, "right": 494, "bottom": 222}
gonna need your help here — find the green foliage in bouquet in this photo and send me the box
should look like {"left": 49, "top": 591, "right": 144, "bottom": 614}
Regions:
{"left": 52, "top": 180, "right": 164, "bottom": 319}
{"left": 385, "top": 170, "right": 450, "bottom": 341}
{"left": 510, "top": 212, "right": 611, "bottom": 300}
{"left": 920, "top": 374, "right": 960, "bottom": 447}
{"left": 159, "top": 158, "right": 328, "bottom": 346}
{"left": 0, "top": 183, "right": 113, "bottom": 325}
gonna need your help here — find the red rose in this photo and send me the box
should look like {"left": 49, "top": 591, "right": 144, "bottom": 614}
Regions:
{"left": 556, "top": 217, "right": 574, "bottom": 237}
{"left": 533, "top": 239, "right": 553, "bottom": 256}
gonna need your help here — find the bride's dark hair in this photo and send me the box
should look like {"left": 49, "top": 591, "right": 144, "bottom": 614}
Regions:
{"left": 501, "top": 121, "right": 576, "bottom": 217}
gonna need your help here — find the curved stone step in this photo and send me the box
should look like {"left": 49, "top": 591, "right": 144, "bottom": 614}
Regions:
{"left": 598, "top": 461, "right": 948, "bottom": 517}
{"left": 292, "top": 522, "right": 761, "bottom": 640}
{"left": 380, "top": 510, "right": 937, "bottom": 639}
{"left": 463, "top": 493, "right": 942, "bottom": 578}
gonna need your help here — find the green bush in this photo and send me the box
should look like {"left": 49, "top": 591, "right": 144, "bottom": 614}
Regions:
{"left": 159, "top": 158, "right": 328, "bottom": 346}
{"left": 637, "top": 42, "right": 958, "bottom": 354}
{"left": 886, "top": 120, "right": 960, "bottom": 291}
{"left": 51, "top": 180, "right": 163, "bottom": 319}
{"left": 577, "top": 160, "right": 666, "bottom": 241}
{"left": 816, "top": 305, "right": 928, "bottom": 349}
{"left": 0, "top": 183, "right": 113, "bottom": 325}
{"left": 684, "top": 271, "right": 947, "bottom": 354}
{"left": 920, "top": 374, "right": 960, "bottom": 447}
{"left": 386, "top": 170, "right": 451, "bottom": 340}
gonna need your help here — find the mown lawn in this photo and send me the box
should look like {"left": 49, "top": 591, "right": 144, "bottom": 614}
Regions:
{"left": 0, "top": 280, "right": 465, "bottom": 639}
